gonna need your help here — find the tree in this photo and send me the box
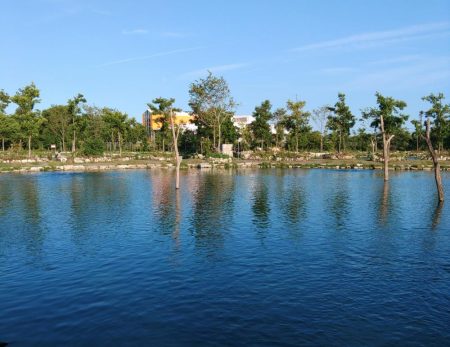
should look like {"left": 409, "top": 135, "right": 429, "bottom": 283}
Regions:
{"left": 284, "top": 100, "right": 310, "bottom": 153}
{"left": 42, "top": 105, "right": 71, "bottom": 151}
{"left": 189, "top": 71, "right": 235, "bottom": 152}
{"left": 312, "top": 105, "right": 332, "bottom": 152}
{"left": 67, "top": 93, "right": 86, "bottom": 153}
{"left": 148, "top": 97, "right": 174, "bottom": 152}
{"left": 102, "top": 108, "right": 128, "bottom": 156}
{"left": 362, "top": 92, "right": 408, "bottom": 181}
{"left": 11, "top": 83, "right": 43, "bottom": 158}
{"left": 421, "top": 93, "right": 449, "bottom": 153}
{"left": 147, "top": 97, "right": 182, "bottom": 188}
{"left": 421, "top": 94, "right": 447, "bottom": 202}
{"left": 411, "top": 112, "right": 423, "bottom": 152}
{"left": 250, "top": 100, "right": 272, "bottom": 150}
{"left": 0, "top": 90, "right": 18, "bottom": 151}
{"left": 273, "top": 108, "right": 287, "bottom": 149}
{"left": 327, "top": 93, "right": 355, "bottom": 153}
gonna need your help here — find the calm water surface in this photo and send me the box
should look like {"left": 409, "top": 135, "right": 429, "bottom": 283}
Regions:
{"left": 0, "top": 169, "right": 449, "bottom": 346}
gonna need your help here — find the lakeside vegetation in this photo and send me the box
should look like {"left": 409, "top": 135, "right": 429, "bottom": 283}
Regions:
{"left": 1, "top": 73, "right": 449, "bottom": 198}
{"left": 1, "top": 73, "right": 449, "bottom": 158}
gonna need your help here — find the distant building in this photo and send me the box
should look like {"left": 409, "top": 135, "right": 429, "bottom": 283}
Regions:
{"left": 141, "top": 109, "right": 197, "bottom": 137}
{"left": 232, "top": 115, "right": 255, "bottom": 129}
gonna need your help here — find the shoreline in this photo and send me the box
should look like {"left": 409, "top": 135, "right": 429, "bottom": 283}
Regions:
{"left": 1, "top": 158, "right": 449, "bottom": 174}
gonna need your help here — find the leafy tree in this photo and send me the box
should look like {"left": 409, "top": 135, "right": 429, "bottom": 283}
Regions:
{"left": 42, "top": 105, "right": 71, "bottom": 151}
{"left": 273, "top": 107, "right": 287, "bottom": 149}
{"left": 362, "top": 92, "right": 408, "bottom": 181}
{"left": 284, "top": 100, "right": 310, "bottom": 153}
{"left": 312, "top": 105, "right": 332, "bottom": 152}
{"left": 102, "top": 108, "right": 128, "bottom": 156}
{"left": 0, "top": 90, "right": 18, "bottom": 151}
{"left": 11, "top": 83, "right": 43, "bottom": 158}
{"left": 148, "top": 97, "right": 176, "bottom": 151}
{"left": 421, "top": 93, "right": 449, "bottom": 153}
{"left": 327, "top": 93, "right": 355, "bottom": 153}
{"left": 421, "top": 93, "right": 448, "bottom": 202}
{"left": 250, "top": 100, "right": 272, "bottom": 150}
{"left": 411, "top": 112, "right": 423, "bottom": 152}
{"left": 67, "top": 93, "right": 86, "bottom": 153}
{"left": 189, "top": 71, "right": 235, "bottom": 152}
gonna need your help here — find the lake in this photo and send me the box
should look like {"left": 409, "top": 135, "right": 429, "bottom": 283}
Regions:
{"left": 1, "top": 169, "right": 449, "bottom": 346}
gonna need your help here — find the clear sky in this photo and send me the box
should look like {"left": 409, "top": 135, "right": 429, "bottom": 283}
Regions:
{"left": 1, "top": 0, "right": 450, "bottom": 129}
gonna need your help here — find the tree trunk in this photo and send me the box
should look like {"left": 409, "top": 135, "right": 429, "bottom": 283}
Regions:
{"left": 423, "top": 118, "right": 444, "bottom": 202}
{"left": 170, "top": 109, "right": 182, "bottom": 189}
{"left": 371, "top": 137, "right": 376, "bottom": 161}
{"left": 320, "top": 136, "right": 323, "bottom": 152}
{"left": 2, "top": 138, "right": 4, "bottom": 151}
{"left": 380, "top": 115, "right": 394, "bottom": 181}
{"left": 217, "top": 122, "right": 222, "bottom": 153}
{"left": 28, "top": 135, "right": 32, "bottom": 159}
{"left": 72, "top": 130, "right": 76, "bottom": 152}
{"left": 118, "top": 132, "right": 122, "bottom": 157}
{"left": 62, "top": 133, "right": 65, "bottom": 152}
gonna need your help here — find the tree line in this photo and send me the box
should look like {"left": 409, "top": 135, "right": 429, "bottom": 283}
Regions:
{"left": 1, "top": 74, "right": 449, "bottom": 160}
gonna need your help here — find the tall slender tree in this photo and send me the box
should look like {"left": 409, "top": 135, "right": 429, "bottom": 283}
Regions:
{"left": 189, "top": 72, "right": 235, "bottom": 152}
{"left": 421, "top": 93, "right": 449, "bottom": 153}
{"left": 327, "top": 93, "right": 355, "bottom": 153}
{"left": 421, "top": 94, "right": 448, "bottom": 202}
{"left": 312, "top": 105, "right": 332, "bottom": 152}
{"left": 11, "top": 83, "right": 43, "bottom": 158}
{"left": 362, "top": 92, "right": 408, "bottom": 181}
{"left": 68, "top": 93, "right": 86, "bottom": 153}
{"left": 148, "top": 97, "right": 182, "bottom": 188}
{"left": 284, "top": 100, "right": 310, "bottom": 153}
{"left": 250, "top": 100, "right": 273, "bottom": 150}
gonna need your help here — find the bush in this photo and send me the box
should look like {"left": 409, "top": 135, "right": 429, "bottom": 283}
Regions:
{"left": 82, "top": 138, "right": 104, "bottom": 156}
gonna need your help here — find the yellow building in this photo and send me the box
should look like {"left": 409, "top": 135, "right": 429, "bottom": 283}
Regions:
{"left": 142, "top": 110, "right": 195, "bottom": 133}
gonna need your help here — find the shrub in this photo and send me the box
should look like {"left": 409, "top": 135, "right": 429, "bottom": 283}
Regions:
{"left": 82, "top": 138, "right": 104, "bottom": 156}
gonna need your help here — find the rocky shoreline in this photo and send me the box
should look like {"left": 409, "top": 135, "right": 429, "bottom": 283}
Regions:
{"left": 1, "top": 157, "right": 449, "bottom": 174}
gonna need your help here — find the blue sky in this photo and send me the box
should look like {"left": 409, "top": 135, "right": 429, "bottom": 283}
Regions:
{"left": 1, "top": 0, "right": 450, "bottom": 130}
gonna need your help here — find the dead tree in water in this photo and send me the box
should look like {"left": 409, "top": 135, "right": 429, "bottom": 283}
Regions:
{"left": 423, "top": 116, "right": 444, "bottom": 202}
{"left": 170, "top": 108, "right": 182, "bottom": 189}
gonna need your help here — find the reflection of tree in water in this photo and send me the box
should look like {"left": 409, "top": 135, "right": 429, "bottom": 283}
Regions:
{"left": 69, "top": 172, "right": 130, "bottom": 243}
{"left": 152, "top": 171, "right": 177, "bottom": 235}
{"left": 0, "top": 178, "right": 14, "bottom": 217}
{"left": 378, "top": 181, "right": 390, "bottom": 226}
{"left": 328, "top": 175, "right": 350, "bottom": 229}
{"left": 190, "top": 172, "right": 235, "bottom": 253}
{"left": 273, "top": 170, "right": 307, "bottom": 232}
{"left": 16, "top": 176, "right": 45, "bottom": 258}
{"left": 431, "top": 202, "right": 443, "bottom": 230}
{"left": 251, "top": 176, "right": 271, "bottom": 235}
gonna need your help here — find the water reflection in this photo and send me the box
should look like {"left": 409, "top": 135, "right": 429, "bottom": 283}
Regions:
{"left": 432, "top": 202, "right": 444, "bottom": 230}
{"left": 379, "top": 181, "right": 391, "bottom": 226}
{"left": 328, "top": 173, "right": 350, "bottom": 229}
{"left": 251, "top": 175, "right": 271, "bottom": 230}
{"left": 189, "top": 172, "right": 235, "bottom": 254}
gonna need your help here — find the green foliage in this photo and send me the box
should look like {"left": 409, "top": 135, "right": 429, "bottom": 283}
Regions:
{"left": 421, "top": 93, "right": 450, "bottom": 152}
{"left": 82, "top": 137, "right": 104, "bottom": 156}
{"left": 326, "top": 93, "right": 355, "bottom": 152}
{"left": 284, "top": 99, "right": 311, "bottom": 152}
{"left": 362, "top": 92, "right": 408, "bottom": 135}
{"left": 250, "top": 100, "right": 273, "bottom": 149}
{"left": 189, "top": 71, "right": 235, "bottom": 151}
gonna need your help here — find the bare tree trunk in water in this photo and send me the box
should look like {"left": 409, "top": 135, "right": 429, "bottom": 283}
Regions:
{"left": 170, "top": 109, "right": 182, "bottom": 189}
{"left": 423, "top": 117, "right": 444, "bottom": 202}
{"left": 380, "top": 115, "right": 394, "bottom": 181}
